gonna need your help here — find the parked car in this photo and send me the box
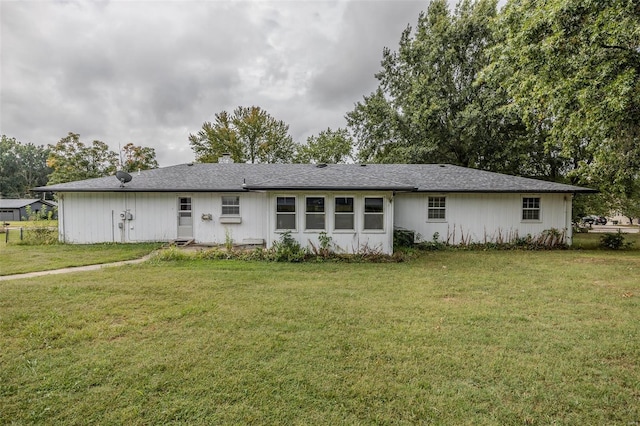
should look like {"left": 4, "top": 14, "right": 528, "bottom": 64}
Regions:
{"left": 582, "top": 215, "right": 607, "bottom": 225}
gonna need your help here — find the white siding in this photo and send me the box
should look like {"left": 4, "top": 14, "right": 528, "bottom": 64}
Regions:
{"left": 394, "top": 193, "right": 573, "bottom": 245}
{"left": 59, "top": 192, "right": 177, "bottom": 243}
{"left": 58, "top": 190, "right": 573, "bottom": 250}
{"left": 193, "top": 192, "right": 268, "bottom": 245}
{"left": 58, "top": 192, "right": 270, "bottom": 245}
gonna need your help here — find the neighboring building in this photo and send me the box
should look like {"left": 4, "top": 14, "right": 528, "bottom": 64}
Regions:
{"left": 0, "top": 199, "right": 57, "bottom": 222}
{"left": 609, "top": 213, "right": 639, "bottom": 226}
{"left": 34, "top": 163, "right": 595, "bottom": 253}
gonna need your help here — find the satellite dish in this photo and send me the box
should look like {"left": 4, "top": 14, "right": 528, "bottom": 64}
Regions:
{"left": 116, "top": 170, "right": 132, "bottom": 187}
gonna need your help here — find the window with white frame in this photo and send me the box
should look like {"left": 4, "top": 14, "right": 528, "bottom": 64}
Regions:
{"left": 221, "top": 196, "right": 240, "bottom": 215}
{"left": 276, "top": 196, "right": 296, "bottom": 230}
{"left": 364, "top": 197, "right": 384, "bottom": 230}
{"left": 334, "top": 197, "right": 354, "bottom": 230}
{"left": 305, "top": 197, "right": 325, "bottom": 230}
{"left": 522, "top": 197, "right": 541, "bottom": 221}
{"left": 428, "top": 196, "right": 446, "bottom": 220}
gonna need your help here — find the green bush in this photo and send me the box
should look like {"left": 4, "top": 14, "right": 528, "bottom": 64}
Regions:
{"left": 599, "top": 231, "right": 632, "bottom": 250}
{"left": 150, "top": 246, "right": 192, "bottom": 261}
{"left": 416, "top": 232, "right": 447, "bottom": 251}
{"left": 393, "top": 229, "right": 416, "bottom": 249}
{"left": 272, "top": 231, "right": 308, "bottom": 262}
{"left": 17, "top": 227, "right": 59, "bottom": 245}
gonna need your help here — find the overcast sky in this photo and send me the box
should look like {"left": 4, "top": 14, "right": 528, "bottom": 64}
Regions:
{"left": 1, "top": 0, "right": 434, "bottom": 167}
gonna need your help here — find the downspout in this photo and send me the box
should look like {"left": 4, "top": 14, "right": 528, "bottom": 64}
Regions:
{"left": 564, "top": 194, "right": 572, "bottom": 245}
{"left": 123, "top": 192, "right": 129, "bottom": 243}
{"left": 388, "top": 192, "right": 395, "bottom": 254}
{"left": 59, "top": 194, "right": 66, "bottom": 243}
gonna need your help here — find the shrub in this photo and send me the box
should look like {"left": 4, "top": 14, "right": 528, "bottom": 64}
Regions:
{"left": 150, "top": 246, "right": 192, "bottom": 261}
{"left": 23, "top": 204, "right": 57, "bottom": 221}
{"left": 309, "top": 232, "right": 334, "bottom": 258}
{"left": 416, "top": 232, "right": 447, "bottom": 251}
{"left": 17, "top": 227, "right": 59, "bottom": 245}
{"left": 393, "top": 229, "right": 415, "bottom": 250}
{"left": 599, "top": 231, "right": 632, "bottom": 250}
{"left": 272, "top": 231, "right": 308, "bottom": 262}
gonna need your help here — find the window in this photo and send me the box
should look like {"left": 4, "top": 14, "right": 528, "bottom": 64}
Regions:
{"left": 428, "top": 196, "right": 446, "bottom": 220}
{"left": 276, "top": 196, "right": 296, "bottom": 230}
{"left": 179, "top": 197, "right": 191, "bottom": 212}
{"left": 364, "top": 197, "right": 384, "bottom": 230}
{"left": 522, "top": 197, "right": 541, "bottom": 221}
{"left": 221, "top": 196, "right": 240, "bottom": 215}
{"left": 334, "top": 197, "right": 354, "bottom": 230}
{"left": 178, "top": 197, "right": 192, "bottom": 227}
{"left": 305, "top": 197, "right": 325, "bottom": 230}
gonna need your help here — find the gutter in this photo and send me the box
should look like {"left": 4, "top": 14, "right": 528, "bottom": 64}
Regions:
{"left": 244, "top": 185, "right": 419, "bottom": 192}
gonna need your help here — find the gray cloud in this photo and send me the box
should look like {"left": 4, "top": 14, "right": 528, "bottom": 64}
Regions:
{"left": 1, "top": 0, "right": 428, "bottom": 166}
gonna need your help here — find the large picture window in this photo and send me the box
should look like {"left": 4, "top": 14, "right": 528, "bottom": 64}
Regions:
{"left": 221, "top": 196, "right": 240, "bottom": 216}
{"left": 428, "top": 196, "right": 446, "bottom": 220}
{"left": 364, "top": 197, "right": 384, "bottom": 230}
{"left": 276, "top": 196, "right": 296, "bottom": 230}
{"left": 305, "top": 197, "right": 325, "bottom": 230}
{"left": 334, "top": 197, "right": 354, "bottom": 230}
{"left": 522, "top": 197, "right": 541, "bottom": 221}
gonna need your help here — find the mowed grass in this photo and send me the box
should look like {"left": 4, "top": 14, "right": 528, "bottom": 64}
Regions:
{"left": 1, "top": 251, "right": 639, "bottom": 424}
{"left": 0, "top": 243, "right": 161, "bottom": 275}
{"left": 572, "top": 230, "right": 640, "bottom": 250}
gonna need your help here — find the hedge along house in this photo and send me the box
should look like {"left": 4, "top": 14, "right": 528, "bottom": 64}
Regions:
{"left": 35, "top": 163, "right": 596, "bottom": 253}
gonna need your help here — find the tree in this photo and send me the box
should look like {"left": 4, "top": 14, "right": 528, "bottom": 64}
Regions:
{"left": 189, "top": 106, "right": 297, "bottom": 163}
{"left": 493, "top": 0, "right": 640, "bottom": 191}
{"left": 0, "top": 135, "right": 51, "bottom": 198}
{"left": 47, "top": 133, "right": 119, "bottom": 184}
{"left": 295, "top": 128, "right": 353, "bottom": 164}
{"left": 120, "top": 142, "right": 159, "bottom": 172}
{"left": 346, "top": 0, "right": 533, "bottom": 174}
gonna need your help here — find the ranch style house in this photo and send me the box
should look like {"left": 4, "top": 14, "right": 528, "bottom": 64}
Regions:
{"left": 35, "top": 163, "right": 596, "bottom": 254}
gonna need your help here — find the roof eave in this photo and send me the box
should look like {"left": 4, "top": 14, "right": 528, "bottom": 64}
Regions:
{"left": 34, "top": 188, "right": 248, "bottom": 193}
{"left": 414, "top": 188, "right": 598, "bottom": 194}
{"left": 244, "top": 185, "right": 418, "bottom": 192}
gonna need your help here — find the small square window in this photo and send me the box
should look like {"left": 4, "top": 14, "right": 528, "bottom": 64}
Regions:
{"left": 522, "top": 197, "right": 541, "bottom": 221}
{"left": 428, "top": 196, "right": 446, "bottom": 220}
{"left": 179, "top": 197, "right": 191, "bottom": 211}
{"left": 221, "top": 196, "right": 240, "bottom": 216}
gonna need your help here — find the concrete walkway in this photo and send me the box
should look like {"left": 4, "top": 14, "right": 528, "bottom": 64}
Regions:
{"left": 0, "top": 253, "right": 153, "bottom": 282}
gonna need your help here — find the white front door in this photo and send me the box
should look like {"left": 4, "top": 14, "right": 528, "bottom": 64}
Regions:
{"left": 177, "top": 197, "right": 193, "bottom": 239}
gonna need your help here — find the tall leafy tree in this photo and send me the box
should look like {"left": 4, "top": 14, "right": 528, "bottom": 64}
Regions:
{"left": 189, "top": 106, "right": 297, "bottom": 163}
{"left": 295, "top": 128, "right": 353, "bottom": 164}
{"left": 47, "top": 133, "right": 119, "bottom": 184}
{"left": 0, "top": 135, "right": 51, "bottom": 198}
{"left": 347, "top": 0, "right": 530, "bottom": 174}
{"left": 120, "top": 142, "right": 159, "bottom": 172}
{"left": 493, "top": 0, "right": 640, "bottom": 191}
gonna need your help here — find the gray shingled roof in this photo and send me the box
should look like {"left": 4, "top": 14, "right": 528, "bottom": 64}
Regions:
{"left": 34, "top": 163, "right": 596, "bottom": 194}
{"left": 0, "top": 199, "right": 57, "bottom": 208}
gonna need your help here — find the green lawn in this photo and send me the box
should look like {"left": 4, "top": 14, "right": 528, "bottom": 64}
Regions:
{"left": 572, "top": 230, "right": 640, "bottom": 250}
{"left": 0, "top": 243, "right": 161, "bottom": 275}
{"left": 1, "top": 251, "right": 638, "bottom": 424}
